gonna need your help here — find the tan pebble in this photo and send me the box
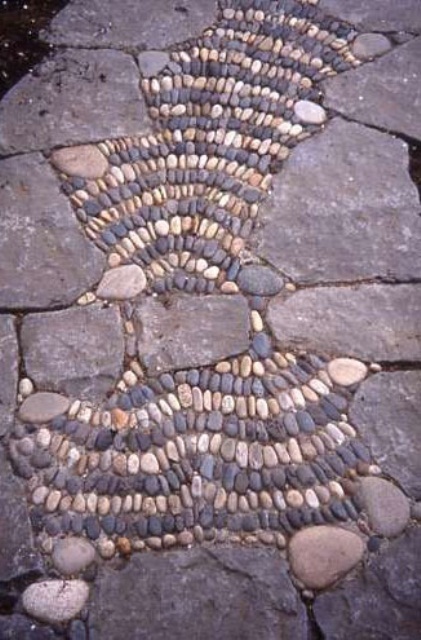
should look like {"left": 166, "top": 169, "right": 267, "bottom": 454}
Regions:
{"left": 286, "top": 489, "right": 304, "bottom": 508}
{"left": 178, "top": 531, "right": 194, "bottom": 546}
{"left": 140, "top": 452, "right": 159, "bottom": 474}
{"left": 327, "top": 358, "right": 368, "bottom": 387}
{"left": 288, "top": 439, "right": 303, "bottom": 464}
{"left": 51, "top": 144, "right": 108, "bottom": 179}
{"left": 98, "top": 540, "right": 116, "bottom": 559}
{"left": 263, "top": 446, "right": 278, "bottom": 468}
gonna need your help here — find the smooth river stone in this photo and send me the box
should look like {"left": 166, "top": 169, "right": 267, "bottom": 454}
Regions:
{"left": 50, "top": 144, "right": 108, "bottom": 179}
{"left": 96, "top": 265, "right": 147, "bottom": 300}
{"left": 327, "top": 358, "right": 368, "bottom": 387}
{"left": 52, "top": 538, "right": 96, "bottom": 576}
{"left": 356, "top": 477, "right": 410, "bottom": 538}
{"left": 237, "top": 265, "right": 283, "bottom": 296}
{"left": 289, "top": 526, "right": 365, "bottom": 589}
{"left": 22, "top": 580, "right": 89, "bottom": 624}
{"left": 135, "top": 295, "right": 250, "bottom": 375}
{"left": 19, "top": 392, "right": 70, "bottom": 423}
{"left": 352, "top": 33, "right": 392, "bottom": 60}
{"left": 293, "top": 100, "right": 327, "bottom": 125}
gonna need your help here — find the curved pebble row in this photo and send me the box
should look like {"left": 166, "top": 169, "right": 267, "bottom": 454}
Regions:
{"left": 10, "top": 0, "right": 379, "bottom": 559}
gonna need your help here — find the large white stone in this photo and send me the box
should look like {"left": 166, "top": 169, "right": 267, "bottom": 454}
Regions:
{"left": 23, "top": 580, "right": 89, "bottom": 623}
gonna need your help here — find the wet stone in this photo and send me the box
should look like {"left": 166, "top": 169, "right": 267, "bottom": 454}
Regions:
{"left": 22, "top": 579, "right": 89, "bottom": 624}
{"left": 0, "top": 154, "right": 105, "bottom": 309}
{"left": 21, "top": 305, "right": 124, "bottom": 403}
{"left": 136, "top": 295, "right": 249, "bottom": 375}
{"left": 90, "top": 548, "right": 308, "bottom": 640}
{"left": 350, "top": 372, "right": 421, "bottom": 499}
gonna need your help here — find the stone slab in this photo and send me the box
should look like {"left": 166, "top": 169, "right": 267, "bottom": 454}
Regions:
{"left": 0, "top": 49, "right": 151, "bottom": 155}
{"left": 0, "top": 447, "right": 42, "bottom": 582}
{"left": 0, "top": 153, "right": 105, "bottom": 309}
{"left": 135, "top": 295, "right": 250, "bottom": 375}
{"left": 0, "top": 615, "right": 57, "bottom": 640}
{"left": 319, "top": 0, "right": 421, "bottom": 34}
{"left": 350, "top": 372, "right": 421, "bottom": 499}
{"left": 42, "top": 0, "right": 218, "bottom": 50}
{"left": 0, "top": 316, "right": 18, "bottom": 437}
{"left": 90, "top": 548, "right": 308, "bottom": 640}
{"left": 267, "top": 284, "right": 421, "bottom": 362}
{"left": 314, "top": 527, "right": 421, "bottom": 640}
{"left": 323, "top": 38, "right": 421, "bottom": 141}
{"left": 257, "top": 119, "right": 421, "bottom": 284}
{"left": 21, "top": 304, "right": 124, "bottom": 402}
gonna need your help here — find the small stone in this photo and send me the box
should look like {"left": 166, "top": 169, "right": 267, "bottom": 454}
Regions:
{"left": 22, "top": 580, "right": 89, "bottom": 623}
{"left": 352, "top": 33, "right": 392, "bottom": 61}
{"left": 289, "top": 526, "right": 365, "bottom": 589}
{"left": 97, "top": 265, "right": 147, "bottom": 300}
{"left": 52, "top": 538, "right": 96, "bottom": 576}
{"left": 294, "top": 100, "right": 327, "bottom": 125}
{"left": 357, "top": 477, "right": 410, "bottom": 537}
{"left": 137, "top": 51, "right": 170, "bottom": 77}
{"left": 19, "top": 392, "right": 70, "bottom": 423}
{"left": 237, "top": 266, "right": 283, "bottom": 296}
{"left": 50, "top": 144, "right": 108, "bottom": 179}
{"left": 19, "top": 378, "right": 34, "bottom": 398}
{"left": 140, "top": 453, "right": 159, "bottom": 474}
{"left": 327, "top": 358, "right": 368, "bottom": 387}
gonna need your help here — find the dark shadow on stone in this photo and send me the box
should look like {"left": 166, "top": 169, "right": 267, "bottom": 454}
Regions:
{"left": 409, "top": 141, "right": 421, "bottom": 205}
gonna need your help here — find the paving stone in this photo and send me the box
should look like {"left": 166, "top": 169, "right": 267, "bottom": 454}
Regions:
{"left": 19, "top": 392, "right": 70, "bottom": 423}
{"left": 327, "top": 358, "right": 368, "bottom": 387}
{"left": 293, "top": 100, "right": 327, "bottom": 125}
{"left": 0, "top": 316, "right": 18, "bottom": 437}
{"left": 22, "top": 580, "right": 89, "bottom": 624}
{"left": 21, "top": 305, "right": 124, "bottom": 402}
{"left": 352, "top": 33, "right": 392, "bottom": 60}
{"left": 0, "top": 49, "right": 151, "bottom": 155}
{"left": 96, "top": 265, "right": 147, "bottom": 300}
{"left": 267, "top": 284, "right": 421, "bottom": 362}
{"left": 356, "top": 477, "right": 410, "bottom": 538}
{"left": 0, "top": 153, "right": 105, "bottom": 309}
{"left": 135, "top": 295, "right": 250, "bottom": 375}
{"left": 289, "top": 526, "right": 365, "bottom": 590}
{"left": 0, "top": 614, "right": 57, "bottom": 640}
{"left": 0, "top": 448, "right": 42, "bottom": 582}
{"left": 42, "top": 0, "right": 218, "bottom": 50}
{"left": 237, "top": 265, "right": 283, "bottom": 296}
{"left": 257, "top": 119, "right": 421, "bottom": 284}
{"left": 323, "top": 38, "right": 421, "bottom": 141}
{"left": 90, "top": 548, "right": 308, "bottom": 640}
{"left": 52, "top": 538, "right": 96, "bottom": 576}
{"left": 350, "top": 372, "right": 421, "bottom": 499}
{"left": 319, "top": 0, "right": 421, "bottom": 33}
{"left": 314, "top": 527, "right": 421, "bottom": 640}
{"left": 137, "top": 51, "right": 171, "bottom": 78}
{"left": 50, "top": 144, "right": 108, "bottom": 179}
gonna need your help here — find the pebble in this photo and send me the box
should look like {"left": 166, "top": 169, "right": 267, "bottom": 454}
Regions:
{"left": 293, "top": 100, "right": 327, "bottom": 125}
{"left": 19, "top": 392, "right": 70, "bottom": 423}
{"left": 19, "top": 377, "right": 34, "bottom": 397}
{"left": 140, "top": 453, "right": 160, "bottom": 474}
{"left": 327, "top": 358, "right": 368, "bottom": 386}
{"left": 289, "top": 526, "right": 365, "bottom": 589}
{"left": 357, "top": 477, "right": 410, "bottom": 537}
{"left": 97, "top": 265, "right": 147, "bottom": 299}
{"left": 352, "top": 33, "right": 392, "bottom": 61}
{"left": 237, "top": 265, "right": 283, "bottom": 296}
{"left": 22, "top": 580, "right": 89, "bottom": 623}
{"left": 52, "top": 538, "right": 96, "bottom": 576}
{"left": 51, "top": 144, "right": 107, "bottom": 179}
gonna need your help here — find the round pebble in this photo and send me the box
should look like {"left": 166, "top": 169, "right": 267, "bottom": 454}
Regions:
{"left": 19, "top": 392, "right": 70, "bottom": 423}
{"left": 52, "top": 538, "right": 96, "bottom": 576}
{"left": 97, "top": 265, "right": 147, "bottom": 300}
{"left": 294, "top": 100, "right": 327, "bottom": 125}
{"left": 22, "top": 580, "right": 89, "bottom": 623}
{"left": 327, "top": 358, "right": 368, "bottom": 386}
{"left": 50, "top": 145, "right": 108, "bottom": 179}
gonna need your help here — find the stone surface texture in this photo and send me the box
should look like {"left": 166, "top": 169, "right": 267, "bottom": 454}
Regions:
{"left": 288, "top": 526, "right": 365, "bottom": 590}
{"left": 323, "top": 38, "right": 421, "bottom": 141}
{"left": 0, "top": 316, "right": 18, "bottom": 437}
{"left": 267, "top": 284, "right": 421, "bottom": 362}
{"left": 350, "top": 372, "right": 421, "bottom": 499}
{"left": 314, "top": 528, "right": 421, "bottom": 640}
{"left": 43, "top": 0, "right": 218, "bottom": 50}
{"left": 50, "top": 144, "right": 108, "bottom": 179}
{"left": 22, "top": 580, "right": 89, "bottom": 624}
{"left": 0, "top": 448, "right": 41, "bottom": 582}
{"left": 52, "top": 538, "right": 96, "bottom": 576}
{"left": 319, "top": 0, "right": 421, "bottom": 33}
{"left": 357, "top": 477, "right": 410, "bottom": 538}
{"left": 90, "top": 548, "right": 308, "bottom": 640}
{"left": 0, "top": 49, "right": 151, "bottom": 155}
{"left": 21, "top": 305, "right": 124, "bottom": 402}
{"left": 137, "top": 51, "right": 171, "bottom": 78}
{"left": 257, "top": 120, "right": 421, "bottom": 284}
{"left": 0, "top": 615, "right": 58, "bottom": 640}
{"left": 352, "top": 33, "right": 392, "bottom": 60}
{"left": 0, "top": 153, "right": 105, "bottom": 309}
{"left": 135, "top": 295, "right": 250, "bottom": 375}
